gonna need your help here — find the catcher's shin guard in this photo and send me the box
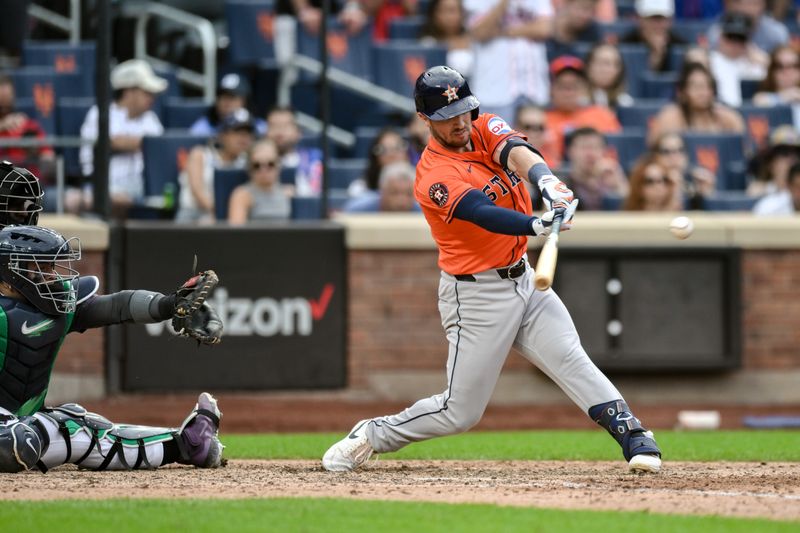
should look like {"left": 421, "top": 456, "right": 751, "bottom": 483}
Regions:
{"left": 589, "top": 400, "right": 662, "bottom": 462}
{"left": 37, "top": 403, "right": 178, "bottom": 471}
{"left": 0, "top": 416, "right": 45, "bottom": 472}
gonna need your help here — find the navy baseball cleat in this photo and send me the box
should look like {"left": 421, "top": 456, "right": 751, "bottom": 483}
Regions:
{"left": 178, "top": 392, "right": 225, "bottom": 468}
{"left": 322, "top": 419, "right": 375, "bottom": 472}
{"left": 590, "top": 400, "right": 662, "bottom": 473}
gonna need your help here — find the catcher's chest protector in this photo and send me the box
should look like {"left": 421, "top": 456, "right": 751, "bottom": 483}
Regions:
{"left": 0, "top": 297, "right": 73, "bottom": 416}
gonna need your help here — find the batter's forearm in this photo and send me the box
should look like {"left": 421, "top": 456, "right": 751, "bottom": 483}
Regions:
{"left": 454, "top": 190, "right": 536, "bottom": 236}
{"left": 72, "top": 291, "right": 176, "bottom": 330}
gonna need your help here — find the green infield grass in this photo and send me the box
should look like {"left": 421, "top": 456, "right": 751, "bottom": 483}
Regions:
{"left": 3, "top": 430, "right": 798, "bottom": 532}
{"left": 1, "top": 498, "right": 797, "bottom": 533}
{"left": 223, "top": 429, "right": 800, "bottom": 462}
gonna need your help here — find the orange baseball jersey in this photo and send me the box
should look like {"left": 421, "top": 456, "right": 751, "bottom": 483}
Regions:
{"left": 415, "top": 113, "right": 533, "bottom": 275}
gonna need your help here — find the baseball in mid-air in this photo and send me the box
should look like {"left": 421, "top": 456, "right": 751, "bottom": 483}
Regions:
{"left": 669, "top": 216, "right": 694, "bottom": 240}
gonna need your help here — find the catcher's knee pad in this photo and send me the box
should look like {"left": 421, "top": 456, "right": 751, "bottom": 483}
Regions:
{"left": 0, "top": 417, "right": 45, "bottom": 472}
{"left": 589, "top": 400, "right": 661, "bottom": 461}
{"left": 39, "top": 403, "right": 177, "bottom": 471}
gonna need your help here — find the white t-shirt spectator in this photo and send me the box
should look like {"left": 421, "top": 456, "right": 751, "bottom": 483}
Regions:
{"left": 464, "top": 0, "right": 553, "bottom": 110}
{"left": 710, "top": 50, "right": 766, "bottom": 107}
{"left": 79, "top": 102, "right": 164, "bottom": 201}
{"left": 753, "top": 190, "right": 795, "bottom": 215}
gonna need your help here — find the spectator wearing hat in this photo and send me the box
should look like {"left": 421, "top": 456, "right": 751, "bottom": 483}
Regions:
{"left": 189, "top": 73, "right": 266, "bottom": 137}
{"left": 79, "top": 59, "right": 167, "bottom": 218}
{"left": 753, "top": 161, "right": 800, "bottom": 215}
{"left": 175, "top": 108, "right": 255, "bottom": 223}
{"left": 707, "top": 0, "right": 789, "bottom": 55}
{"left": 748, "top": 125, "right": 800, "bottom": 198}
{"left": 709, "top": 12, "right": 768, "bottom": 106}
{"left": 464, "top": 0, "right": 553, "bottom": 119}
{"left": 620, "top": 0, "right": 687, "bottom": 72}
{"left": 544, "top": 56, "right": 621, "bottom": 162}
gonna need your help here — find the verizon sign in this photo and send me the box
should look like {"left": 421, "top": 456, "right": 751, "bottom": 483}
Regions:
{"left": 117, "top": 224, "right": 346, "bottom": 391}
{"left": 145, "top": 284, "right": 335, "bottom": 337}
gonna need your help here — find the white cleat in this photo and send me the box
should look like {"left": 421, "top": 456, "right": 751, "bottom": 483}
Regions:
{"left": 629, "top": 430, "right": 661, "bottom": 473}
{"left": 322, "top": 419, "right": 375, "bottom": 472}
{"left": 629, "top": 453, "right": 662, "bottom": 473}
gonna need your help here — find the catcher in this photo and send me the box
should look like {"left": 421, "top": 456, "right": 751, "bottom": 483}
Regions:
{"left": 0, "top": 223, "right": 225, "bottom": 472}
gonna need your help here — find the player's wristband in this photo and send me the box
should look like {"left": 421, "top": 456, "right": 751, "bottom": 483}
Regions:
{"left": 528, "top": 162, "right": 557, "bottom": 189}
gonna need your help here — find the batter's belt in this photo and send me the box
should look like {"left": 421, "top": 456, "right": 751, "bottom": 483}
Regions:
{"left": 454, "top": 257, "right": 527, "bottom": 282}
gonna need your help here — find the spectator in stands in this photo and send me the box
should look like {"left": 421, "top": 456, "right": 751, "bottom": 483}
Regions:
{"left": 753, "top": 161, "right": 800, "bottom": 215}
{"left": 80, "top": 59, "right": 166, "bottom": 218}
{"left": 348, "top": 128, "right": 410, "bottom": 197}
{"left": 228, "top": 139, "right": 291, "bottom": 224}
{"left": 586, "top": 43, "right": 634, "bottom": 108}
{"left": 709, "top": 12, "right": 768, "bottom": 106}
{"left": 546, "top": 0, "right": 601, "bottom": 61}
{"left": 561, "top": 127, "right": 628, "bottom": 211}
{"left": 0, "top": 75, "right": 55, "bottom": 187}
{"left": 273, "top": 1, "right": 367, "bottom": 76}
{"left": 652, "top": 131, "right": 716, "bottom": 209}
{"left": 544, "top": 56, "right": 622, "bottom": 162}
{"left": 624, "top": 154, "right": 684, "bottom": 211}
{"left": 407, "top": 113, "right": 430, "bottom": 165}
{"left": 648, "top": 62, "right": 745, "bottom": 145}
{"left": 747, "top": 125, "right": 800, "bottom": 197}
{"left": 419, "top": 0, "right": 474, "bottom": 78}
{"left": 514, "top": 103, "right": 561, "bottom": 169}
{"left": 344, "top": 162, "right": 420, "bottom": 212}
{"left": 362, "top": 0, "right": 418, "bottom": 42}
{"left": 754, "top": 45, "right": 800, "bottom": 129}
{"left": 621, "top": 0, "right": 687, "bottom": 72}
{"left": 266, "top": 106, "right": 323, "bottom": 197}
{"left": 682, "top": 45, "right": 711, "bottom": 69}
{"left": 464, "top": 0, "right": 553, "bottom": 118}
{"left": 707, "top": 0, "right": 789, "bottom": 54}
{"left": 189, "top": 73, "right": 266, "bottom": 137}
{"left": 175, "top": 109, "right": 255, "bottom": 223}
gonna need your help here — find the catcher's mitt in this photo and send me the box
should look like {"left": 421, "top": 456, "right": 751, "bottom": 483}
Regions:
{"left": 173, "top": 301, "right": 223, "bottom": 345}
{"left": 171, "top": 270, "right": 223, "bottom": 345}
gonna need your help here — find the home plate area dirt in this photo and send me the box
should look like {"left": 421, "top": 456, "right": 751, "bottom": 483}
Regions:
{"left": 3, "top": 460, "right": 799, "bottom": 521}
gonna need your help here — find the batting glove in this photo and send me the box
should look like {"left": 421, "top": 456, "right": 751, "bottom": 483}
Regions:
{"left": 531, "top": 199, "right": 579, "bottom": 236}
{"left": 538, "top": 175, "right": 574, "bottom": 212}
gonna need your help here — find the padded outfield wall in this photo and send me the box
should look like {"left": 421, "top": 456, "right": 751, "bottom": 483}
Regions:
{"left": 43, "top": 213, "right": 800, "bottom": 407}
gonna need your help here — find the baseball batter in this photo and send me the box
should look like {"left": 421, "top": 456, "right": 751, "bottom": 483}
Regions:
{"left": 0, "top": 163, "right": 225, "bottom": 473}
{"left": 323, "top": 66, "right": 661, "bottom": 473}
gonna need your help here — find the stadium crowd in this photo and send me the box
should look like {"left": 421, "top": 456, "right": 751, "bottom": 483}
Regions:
{"left": 0, "top": 0, "right": 799, "bottom": 220}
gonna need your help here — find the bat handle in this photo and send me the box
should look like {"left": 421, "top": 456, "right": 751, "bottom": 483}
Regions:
{"left": 533, "top": 211, "right": 565, "bottom": 291}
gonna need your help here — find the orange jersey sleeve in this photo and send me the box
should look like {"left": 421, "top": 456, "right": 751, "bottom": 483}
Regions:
{"left": 415, "top": 114, "right": 534, "bottom": 275}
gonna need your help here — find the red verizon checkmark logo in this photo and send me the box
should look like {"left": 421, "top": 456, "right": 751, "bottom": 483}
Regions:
{"left": 310, "top": 283, "right": 335, "bottom": 320}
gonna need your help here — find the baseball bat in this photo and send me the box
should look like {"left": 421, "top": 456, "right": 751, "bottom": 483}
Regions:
{"left": 534, "top": 213, "right": 564, "bottom": 291}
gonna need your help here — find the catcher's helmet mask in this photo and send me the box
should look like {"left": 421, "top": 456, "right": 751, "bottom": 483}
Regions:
{"left": 414, "top": 66, "right": 480, "bottom": 122}
{"left": 0, "top": 161, "right": 44, "bottom": 228}
{"left": 0, "top": 226, "right": 81, "bottom": 315}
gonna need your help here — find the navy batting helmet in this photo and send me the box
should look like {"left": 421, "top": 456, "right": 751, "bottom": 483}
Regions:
{"left": 414, "top": 66, "right": 480, "bottom": 121}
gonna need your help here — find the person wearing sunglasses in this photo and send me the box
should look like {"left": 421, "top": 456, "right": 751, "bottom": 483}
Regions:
{"left": 228, "top": 139, "right": 291, "bottom": 224}
{"left": 652, "top": 131, "right": 716, "bottom": 210}
{"left": 175, "top": 109, "right": 255, "bottom": 223}
{"left": 513, "top": 104, "right": 560, "bottom": 169}
{"left": 754, "top": 45, "right": 800, "bottom": 129}
{"left": 348, "top": 128, "right": 411, "bottom": 198}
{"left": 624, "top": 153, "right": 683, "bottom": 211}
